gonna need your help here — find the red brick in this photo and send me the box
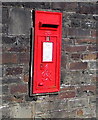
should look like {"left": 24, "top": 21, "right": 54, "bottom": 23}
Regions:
{"left": 23, "top": 74, "right": 29, "bottom": 82}
{"left": 91, "top": 30, "right": 96, "bottom": 37}
{"left": 2, "top": 53, "right": 17, "bottom": 64}
{"left": 67, "top": 28, "right": 77, "bottom": 37}
{"left": 71, "top": 54, "right": 81, "bottom": 60}
{"left": 87, "top": 45, "right": 98, "bottom": 52}
{"left": 3, "top": 95, "right": 24, "bottom": 103}
{"left": 69, "top": 62, "right": 87, "bottom": 70}
{"left": 62, "top": 38, "right": 73, "bottom": 45}
{"left": 61, "top": 55, "right": 67, "bottom": 68}
{"left": 59, "top": 91, "right": 75, "bottom": 99}
{"left": 77, "top": 85, "right": 96, "bottom": 93}
{"left": 10, "top": 84, "right": 27, "bottom": 94}
{"left": 6, "top": 67, "right": 23, "bottom": 75}
{"left": 18, "top": 53, "right": 30, "bottom": 63}
{"left": 82, "top": 53, "right": 97, "bottom": 60}
{"left": 0, "top": 54, "right": 2, "bottom": 64}
{"left": 7, "top": 46, "right": 29, "bottom": 53}
{"left": 65, "top": 46, "right": 86, "bottom": 53}
{"left": 76, "top": 39, "right": 96, "bottom": 44}
{"left": 61, "top": 86, "right": 75, "bottom": 92}
{"left": 96, "top": 76, "right": 98, "bottom": 82}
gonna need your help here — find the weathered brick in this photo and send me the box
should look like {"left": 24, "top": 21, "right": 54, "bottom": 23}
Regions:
{"left": 2, "top": 77, "right": 22, "bottom": 84}
{"left": 63, "top": 19, "right": 71, "bottom": 28}
{"left": 2, "top": 53, "right": 17, "bottom": 64}
{"left": 2, "top": 85, "right": 9, "bottom": 94}
{"left": 50, "top": 110, "right": 69, "bottom": 118}
{"left": 76, "top": 38, "right": 96, "bottom": 44}
{"left": 9, "top": 7, "right": 31, "bottom": 35}
{"left": 2, "top": 7, "right": 9, "bottom": 24}
{"left": 91, "top": 76, "right": 98, "bottom": 83}
{"left": 25, "top": 95, "right": 36, "bottom": 101}
{"left": 61, "top": 86, "right": 75, "bottom": 92}
{"left": 71, "top": 19, "right": 81, "bottom": 27}
{"left": 1, "top": 105, "right": 10, "bottom": 118}
{"left": 53, "top": 2, "right": 77, "bottom": 12}
{"left": 67, "top": 28, "right": 91, "bottom": 37}
{"left": 64, "top": 3, "right": 78, "bottom": 12}
{"left": 2, "top": 2, "right": 23, "bottom": 6}
{"left": 2, "top": 95, "right": 11, "bottom": 103}
{"left": 81, "top": 21, "right": 96, "bottom": 29}
{"left": 68, "top": 98, "right": 89, "bottom": 109}
{"left": 67, "top": 28, "right": 77, "bottom": 37}
{"left": 61, "top": 54, "right": 67, "bottom": 69}
{"left": 0, "top": 66, "right": 2, "bottom": 77}
{"left": 61, "top": 70, "right": 67, "bottom": 84}
{"left": 77, "top": 3, "right": 96, "bottom": 14}
{"left": 6, "top": 46, "right": 29, "bottom": 53}
{"left": 51, "top": 2, "right": 64, "bottom": 10}
{"left": 2, "top": 24, "right": 8, "bottom": 34}
{"left": 88, "top": 62, "right": 96, "bottom": 70}
{"left": 24, "top": 2, "right": 51, "bottom": 9}
{"left": 69, "top": 62, "right": 87, "bottom": 70}
{"left": 10, "top": 84, "right": 27, "bottom": 94}
{"left": 62, "top": 38, "right": 73, "bottom": 46}
{"left": 62, "top": 27, "right": 67, "bottom": 38}
{"left": 65, "top": 45, "right": 86, "bottom": 53}
{"left": 76, "top": 85, "right": 96, "bottom": 97}
{"left": 69, "top": 13, "right": 86, "bottom": 19}
{"left": 6, "top": 67, "right": 23, "bottom": 75}
{"left": 3, "top": 95, "right": 24, "bottom": 103}
{"left": 0, "top": 44, "right": 2, "bottom": 53}
{"left": 2, "top": 36, "right": 16, "bottom": 44}
{"left": 62, "top": 71, "right": 83, "bottom": 85}
{"left": 88, "top": 45, "right": 98, "bottom": 52}
{"left": 91, "top": 30, "right": 96, "bottom": 37}
{"left": 10, "top": 95, "right": 24, "bottom": 103}
{"left": 10, "top": 103, "right": 33, "bottom": 118}
{"left": 82, "top": 85, "right": 96, "bottom": 91}
{"left": 23, "top": 74, "right": 29, "bottom": 82}
{"left": 93, "top": 15, "right": 98, "bottom": 21}
{"left": 49, "top": 99, "right": 68, "bottom": 112}
{"left": 2, "top": 2, "right": 51, "bottom": 9}
{"left": 82, "top": 53, "right": 97, "bottom": 60}
{"left": 0, "top": 54, "right": 2, "bottom": 64}
{"left": 71, "top": 54, "right": 81, "bottom": 60}
{"left": 18, "top": 53, "right": 30, "bottom": 63}
{"left": 59, "top": 91, "right": 75, "bottom": 99}
{"left": 76, "top": 28, "right": 91, "bottom": 37}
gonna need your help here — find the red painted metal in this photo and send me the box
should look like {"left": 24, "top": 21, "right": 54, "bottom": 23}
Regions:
{"left": 32, "top": 10, "right": 62, "bottom": 94}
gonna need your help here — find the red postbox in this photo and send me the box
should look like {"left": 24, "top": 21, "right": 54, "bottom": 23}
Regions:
{"left": 31, "top": 10, "right": 62, "bottom": 94}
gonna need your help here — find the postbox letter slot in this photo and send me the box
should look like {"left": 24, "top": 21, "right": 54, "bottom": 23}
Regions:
{"left": 41, "top": 24, "right": 58, "bottom": 28}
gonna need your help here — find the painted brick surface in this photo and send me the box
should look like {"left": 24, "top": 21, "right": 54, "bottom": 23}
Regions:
{"left": 2, "top": 2, "right": 97, "bottom": 119}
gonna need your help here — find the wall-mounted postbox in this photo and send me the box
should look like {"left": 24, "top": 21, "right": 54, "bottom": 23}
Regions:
{"left": 31, "top": 10, "right": 62, "bottom": 94}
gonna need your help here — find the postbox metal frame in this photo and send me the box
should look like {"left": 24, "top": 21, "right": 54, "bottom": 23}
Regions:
{"left": 30, "top": 10, "right": 62, "bottom": 95}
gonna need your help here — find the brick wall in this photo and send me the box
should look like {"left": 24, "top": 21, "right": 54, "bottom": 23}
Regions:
{"left": 1, "top": 2, "right": 97, "bottom": 118}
